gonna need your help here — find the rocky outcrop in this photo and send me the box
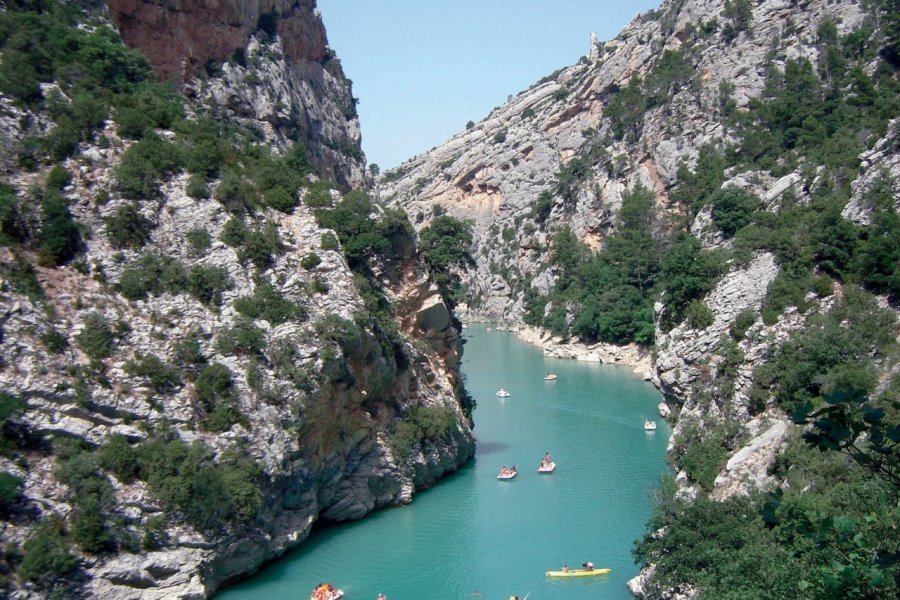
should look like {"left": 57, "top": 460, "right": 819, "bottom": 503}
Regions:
{"left": 380, "top": 1, "right": 897, "bottom": 596}
{"left": 106, "top": 0, "right": 367, "bottom": 188}
{"left": 654, "top": 252, "right": 780, "bottom": 407}
{"left": 515, "top": 325, "right": 654, "bottom": 380}
{"left": 0, "top": 114, "right": 474, "bottom": 596}
{"left": 843, "top": 119, "right": 900, "bottom": 225}
{"left": 106, "top": 0, "right": 326, "bottom": 83}
{"left": 710, "top": 416, "right": 790, "bottom": 501}
{"left": 0, "top": 3, "right": 469, "bottom": 597}
{"left": 381, "top": 0, "right": 867, "bottom": 323}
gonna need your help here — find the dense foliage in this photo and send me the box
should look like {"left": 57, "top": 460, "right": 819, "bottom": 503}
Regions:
{"left": 524, "top": 185, "right": 720, "bottom": 344}
{"left": 418, "top": 214, "right": 474, "bottom": 307}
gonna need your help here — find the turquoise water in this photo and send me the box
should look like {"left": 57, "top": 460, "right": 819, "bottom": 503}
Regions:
{"left": 219, "top": 324, "right": 669, "bottom": 600}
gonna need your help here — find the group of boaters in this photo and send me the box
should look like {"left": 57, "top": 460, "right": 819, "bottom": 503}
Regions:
{"left": 499, "top": 451, "right": 553, "bottom": 477}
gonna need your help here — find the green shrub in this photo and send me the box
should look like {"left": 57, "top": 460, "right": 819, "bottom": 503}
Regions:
{"left": 174, "top": 332, "right": 206, "bottom": 371}
{"left": 303, "top": 180, "right": 336, "bottom": 208}
{"left": 730, "top": 308, "right": 757, "bottom": 340}
{"left": 115, "top": 133, "right": 182, "bottom": 200}
{"left": 185, "top": 128, "right": 227, "bottom": 177}
{"left": 761, "top": 269, "right": 811, "bottom": 325}
{"left": 105, "top": 203, "right": 153, "bottom": 249}
{"left": 0, "top": 256, "right": 44, "bottom": 301}
{"left": 300, "top": 253, "right": 321, "bottom": 270}
{"left": 141, "top": 514, "right": 169, "bottom": 551}
{"left": 219, "top": 217, "right": 247, "bottom": 247}
{"left": 185, "top": 227, "right": 211, "bottom": 257}
{"left": 390, "top": 405, "right": 456, "bottom": 460}
{"left": 672, "top": 420, "right": 730, "bottom": 491}
{"left": 234, "top": 283, "right": 304, "bottom": 325}
{"left": 193, "top": 362, "right": 234, "bottom": 399}
{"left": 71, "top": 498, "right": 115, "bottom": 553}
{"left": 194, "top": 364, "right": 245, "bottom": 432}
{"left": 185, "top": 173, "right": 210, "bottom": 200}
{"left": 215, "top": 320, "right": 267, "bottom": 357}
{"left": 17, "top": 517, "right": 79, "bottom": 586}
{"left": 46, "top": 165, "right": 71, "bottom": 190}
{"left": 314, "top": 314, "right": 362, "bottom": 358}
{"left": 114, "top": 105, "right": 153, "bottom": 139}
{"left": 204, "top": 403, "right": 245, "bottom": 432}
{"left": 752, "top": 286, "right": 894, "bottom": 416}
{"left": 214, "top": 170, "right": 257, "bottom": 215}
{"left": 0, "top": 471, "right": 23, "bottom": 514}
{"left": 710, "top": 186, "right": 759, "bottom": 238}
{"left": 418, "top": 214, "right": 474, "bottom": 275}
{"left": 238, "top": 223, "right": 282, "bottom": 270}
{"left": 685, "top": 301, "right": 715, "bottom": 329}
{"left": 125, "top": 354, "right": 181, "bottom": 393}
{"left": 54, "top": 449, "right": 117, "bottom": 554}
{"left": 263, "top": 187, "right": 297, "bottom": 213}
{"left": 530, "top": 190, "right": 554, "bottom": 222}
{"left": 0, "top": 188, "right": 27, "bottom": 244}
{"left": 187, "top": 265, "right": 232, "bottom": 307}
{"left": 116, "top": 254, "right": 187, "bottom": 300}
{"left": 37, "top": 189, "right": 82, "bottom": 266}
{"left": 75, "top": 313, "right": 115, "bottom": 360}
{"left": 136, "top": 438, "right": 260, "bottom": 530}
{"left": 97, "top": 435, "right": 141, "bottom": 483}
{"left": 309, "top": 275, "right": 329, "bottom": 295}
{"left": 41, "top": 328, "right": 68, "bottom": 353}
{"left": 320, "top": 231, "right": 339, "bottom": 251}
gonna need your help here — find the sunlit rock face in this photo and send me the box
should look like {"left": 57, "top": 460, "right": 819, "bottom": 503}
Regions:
{"left": 106, "top": 0, "right": 367, "bottom": 188}
{"left": 106, "top": 0, "right": 327, "bottom": 83}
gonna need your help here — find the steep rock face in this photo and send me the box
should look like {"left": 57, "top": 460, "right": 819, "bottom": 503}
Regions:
{"left": 106, "top": 0, "right": 367, "bottom": 188}
{"left": 382, "top": 1, "right": 898, "bottom": 594}
{"left": 106, "top": 0, "right": 326, "bottom": 83}
{"left": 380, "top": 0, "right": 867, "bottom": 324}
{"left": 0, "top": 3, "right": 471, "bottom": 598}
{"left": 0, "top": 118, "right": 474, "bottom": 597}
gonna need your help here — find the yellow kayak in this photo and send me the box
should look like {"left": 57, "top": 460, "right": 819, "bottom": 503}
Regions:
{"left": 546, "top": 568, "right": 611, "bottom": 577}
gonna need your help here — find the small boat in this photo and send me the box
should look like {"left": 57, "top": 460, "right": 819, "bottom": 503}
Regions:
{"left": 486, "top": 327, "right": 493, "bottom": 331}
{"left": 644, "top": 420, "right": 657, "bottom": 430}
{"left": 310, "top": 584, "right": 344, "bottom": 600}
{"left": 543, "top": 373, "right": 557, "bottom": 381}
{"left": 545, "top": 568, "right": 611, "bottom": 577}
{"left": 496, "top": 388, "right": 510, "bottom": 398}
{"left": 497, "top": 468, "right": 518, "bottom": 480}
{"left": 538, "top": 461, "right": 556, "bottom": 473}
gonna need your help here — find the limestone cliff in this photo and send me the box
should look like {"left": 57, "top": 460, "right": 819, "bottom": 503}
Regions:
{"left": 381, "top": 0, "right": 898, "bottom": 595}
{"left": 106, "top": 0, "right": 366, "bottom": 188}
{"left": 381, "top": 0, "right": 875, "bottom": 323}
{"left": 0, "top": 1, "right": 473, "bottom": 597}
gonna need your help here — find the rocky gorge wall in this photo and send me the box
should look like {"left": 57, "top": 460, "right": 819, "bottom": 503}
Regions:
{"left": 381, "top": 0, "right": 898, "bottom": 594}
{"left": 380, "top": 0, "right": 872, "bottom": 324}
{"left": 0, "top": 1, "right": 474, "bottom": 598}
{"left": 106, "top": 0, "right": 367, "bottom": 188}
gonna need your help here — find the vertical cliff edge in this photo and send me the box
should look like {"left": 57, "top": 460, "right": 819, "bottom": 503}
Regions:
{"left": 0, "top": 1, "right": 473, "bottom": 597}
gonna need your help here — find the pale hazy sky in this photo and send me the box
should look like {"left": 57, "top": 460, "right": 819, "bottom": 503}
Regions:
{"left": 318, "top": 1, "right": 660, "bottom": 170}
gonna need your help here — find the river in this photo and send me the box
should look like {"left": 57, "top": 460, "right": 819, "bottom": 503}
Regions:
{"left": 219, "top": 323, "right": 669, "bottom": 600}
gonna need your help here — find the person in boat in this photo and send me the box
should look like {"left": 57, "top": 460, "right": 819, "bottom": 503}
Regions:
{"left": 377, "top": 594, "right": 387, "bottom": 600}
{"left": 582, "top": 561, "right": 594, "bottom": 571}
{"left": 543, "top": 452, "right": 552, "bottom": 466}
{"left": 511, "top": 465, "right": 517, "bottom": 473}
{"left": 500, "top": 465, "right": 508, "bottom": 476}
{"left": 562, "top": 564, "right": 569, "bottom": 573}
